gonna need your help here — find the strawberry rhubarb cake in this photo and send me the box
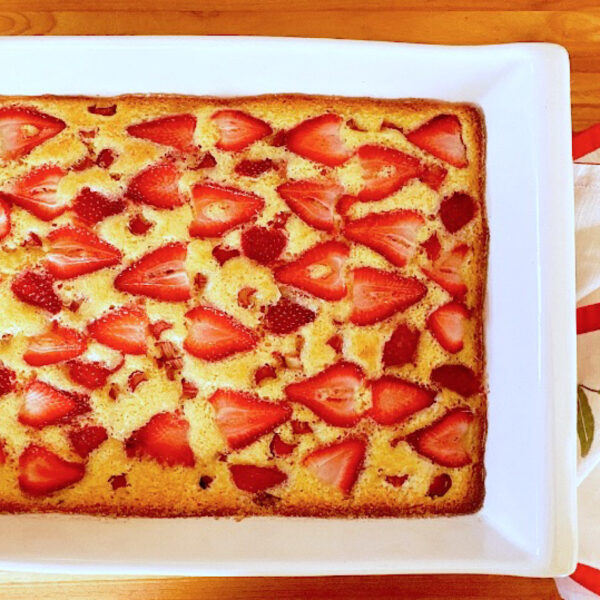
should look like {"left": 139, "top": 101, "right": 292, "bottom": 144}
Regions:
{"left": 0, "top": 95, "right": 487, "bottom": 517}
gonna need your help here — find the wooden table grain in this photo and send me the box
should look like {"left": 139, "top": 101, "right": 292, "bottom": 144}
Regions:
{"left": 0, "top": 1, "right": 589, "bottom": 598}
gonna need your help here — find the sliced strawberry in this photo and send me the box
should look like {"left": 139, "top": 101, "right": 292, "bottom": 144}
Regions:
{"left": 24, "top": 322, "right": 87, "bottom": 367}
{"left": 421, "top": 233, "right": 441, "bottom": 261}
{"left": 0, "top": 441, "right": 7, "bottom": 465}
{"left": 212, "top": 245, "right": 240, "bottom": 265}
{"left": 291, "top": 420, "right": 312, "bottom": 434}
{"left": 194, "top": 152, "right": 217, "bottom": 169}
{"left": 125, "top": 411, "right": 195, "bottom": 467}
{"left": 0, "top": 198, "right": 10, "bottom": 240}
{"left": 189, "top": 182, "right": 264, "bottom": 238}
{"left": 344, "top": 209, "right": 424, "bottom": 268}
{"left": 184, "top": 306, "right": 257, "bottom": 361}
{"left": 327, "top": 334, "right": 343, "bottom": 353}
{"left": 128, "top": 213, "right": 153, "bottom": 235}
{"left": 286, "top": 114, "right": 352, "bottom": 167}
{"left": 127, "top": 114, "right": 197, "bottom": 151}
{"left": 428, "top": 473, "right": 452, "bottom": 498}
{"left": 431, "top": 364, "right": 480, "bottom": 397}
{"left": 46, "top": 226, "right": 122, "bottom": 279}
{"left": 385, "top": 474, "right": 408, "bottom": 488}
{"left": 406, "top": 407, "right": 474, "bottom": 467}
{"left": 439, "top": 192, "right": 476, "bottom": 233}
{"left": 406, "top": 114, "right": 468, "bottom": 168}
{"left": 263, "top": 298, "right": 316, "bottom": 334}
{"left": 88, "top": 305, "right": 149, "bottom": 355}
{"left": 0, "top": 362, "right": 16, "bottom": 397}
{"left": 208, "top": 388, "right": 291, "bottom": 450}
{"left": 212, "top": 109, "right": 272, "bottom": 151}
{"left": 234, "top": 158, "right": 275, "bottom": 177}
{"left": 255, "top": 364, "right": 277, "bottom": 385}
{"left": 241, "top": 225, "right": 286, "bottom": 265}
{"left": 0, "top": 107, "right": 65, "bottom": 161}
{"left": 349, "top": 267, "right": 427, "bottom": 326}
{"left": 285, "top": 362, "right": 364, "bottom": 427}
{"left": 336, "top": 194, "right": 358, "bottom": 217}
{"left": 382, "top": 323, "right": 420, "bottom": 368}
{"left": 67, "top": 359, "right": 120, "bottom": 390}
{"left": 369, "top": 376, "right": 435, "bottom": 425}
{"left": 229, "top": 464, "right": 287, "bottom": 493}
{"left": 18, "top": 445, "right": 84, "bottom": 497}
{"left": 420, "top": 163, "right": 448, "bottom": 191}
{"left": 422, "top": 244, "right": 469, "bottom": 298}
{"left": 277, "top": 179, "right": 344, "bottom": 232}
{"left": 427, "top": 302, "right": 470, "bottom": 353}
{"left": 0, "top": 165, "right": 67, "bottom": 221}
{"left": 72, "top": 187, "right": 125, "bottom": 225}
{"left": 357, "top": 145, "right": 422, "bottom": 202}
{"left": 115, "top": 242, "right": 190, "bottom": 302}
{"left": 270, "top": 434, "right": 297, "bottom": 457}
{"left": 303, "top": 438, "right": 366, "bottom": 494}
{"left": 126, "top": 161, "right": 184, "bottom": 209}
{"left": 96, "top": 148, "right": 117, "bottom": 169}
{"left": 275, "top": 241, "right": 349, "bottom": 301}
{"left": 19, "top": 380, "right": 90, "bottom": 429}
{"left": 69, "top": 425, "right": 108, "bottom": 458}
{"left": 11, "top": 268, "right": 61, "bottom": 314}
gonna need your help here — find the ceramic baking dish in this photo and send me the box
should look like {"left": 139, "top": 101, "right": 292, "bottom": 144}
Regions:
{"left": 0, "top": 36, "right": 576, "bottom": 576}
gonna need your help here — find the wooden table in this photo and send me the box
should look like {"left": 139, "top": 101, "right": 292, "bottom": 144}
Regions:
{"left": 0, "top": 1, "right": 592, "bottom": 597}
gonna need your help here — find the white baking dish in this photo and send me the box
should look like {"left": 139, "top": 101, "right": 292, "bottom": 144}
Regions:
{"left": 0, "top": 36, "right": 576, "bottom": 576}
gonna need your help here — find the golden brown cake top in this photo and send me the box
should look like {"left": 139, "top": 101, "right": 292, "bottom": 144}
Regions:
{"left": 0, "top": 94, "right": 487, "bottom": 517}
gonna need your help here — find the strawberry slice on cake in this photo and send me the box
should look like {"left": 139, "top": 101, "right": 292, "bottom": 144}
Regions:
{"left": 277, "top": 179, "right": 344, "bottom": 232}
{"left": 229, "top": 464, "right": 287, "bottom": 493}
{"left": 189, "top": 182, "right": 264, "bottom": 238}
{"left": 406, "top": 407, "right": 475, "bottom": 467}
{"left": 343, "top": 209, "right": 424, "bottom": 267}
{"left": 46, "top": 226, "right": 122, "bottom": 279}
{"left": 285, "top": 362, "right": 365, "bottom": 427}
{"left": 405, "top": 114, "right": 468, "bottom": 168}
{"left": 11, "top": 268, "right": 61, "bottom": 314}
{"left": 0, "top": 198, "right": 10, "bottom": 240}
{"left": 126, "top": 161, "right": 185, "bottom": 209}
{"left": 18, "top": 445, "right": 84, "bottom": 497}
{"left": 0, "top": 362, "right": 16, "bottom": 397}
{"left": 349, "top": 267, "right": 427, "bottom": 326}
{"left": 382, "top": 323, "right": 420, "bottom": 368}
{"left": 211, "top": 110, "right": 272, "bottom": 151}
{"left": 0, "top": 165, "right": 68, "bottom": 221}
{"left": 431, "top": 364, "right": 480, "bottom": 397}
{"left": 184, "top": 306, "right": 257, "bottom": 361}
{"left": 69, "top": 425, "right": 109, "bottom": 458}
{"left": 115, "top": 242, "right": 191, "bottom": 302}
{"left": 286, "top": 114, "right": 352, "bottom": 167}
{"left": 427, "top": 302, "right": 470, "bottom": 353}
{"left": 275, "top": 240, "right": 349, "bottom": 301}
{"left": 24, "top": 323, "right": 87, "bottom": 367}
{"left": 369, "top": 376, "right": 435, "bottom": 426}
{"left": 88, "top": 305, "right": 150, "bottom": 355}
{"left": 19, "top": 380, "right": 90, "bottom": 428}
{"left": 0, "top": 107, "right": 65, "bottom": 161}
{"left": 127, "top": 114, "right": 197, "bottom": 152}
{"left": 303, "top": 438, "right": 366, "bottom": 494}
{"left": 422, "top": 244, "right": 469, "bottom": 298}
{"left": 126, "top": 411, "right": 195, "bottom": 467}
{"left": 208, "top": 389, "right": 291, "bottom": 450}
{"left": 357, "top": 145, "right": 422, "bottom": 201}
{"left": 263, "top": 298, "right": 316, "bottom": 334}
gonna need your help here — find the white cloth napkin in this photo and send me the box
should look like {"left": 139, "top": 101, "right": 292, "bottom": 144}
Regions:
{"left": 556, "top": 126, "right": 600, "bottom": 598}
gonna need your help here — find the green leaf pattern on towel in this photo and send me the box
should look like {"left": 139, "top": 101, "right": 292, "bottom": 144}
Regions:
{"left": 578, "top": 385, "right": 596, "bottom": 458}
